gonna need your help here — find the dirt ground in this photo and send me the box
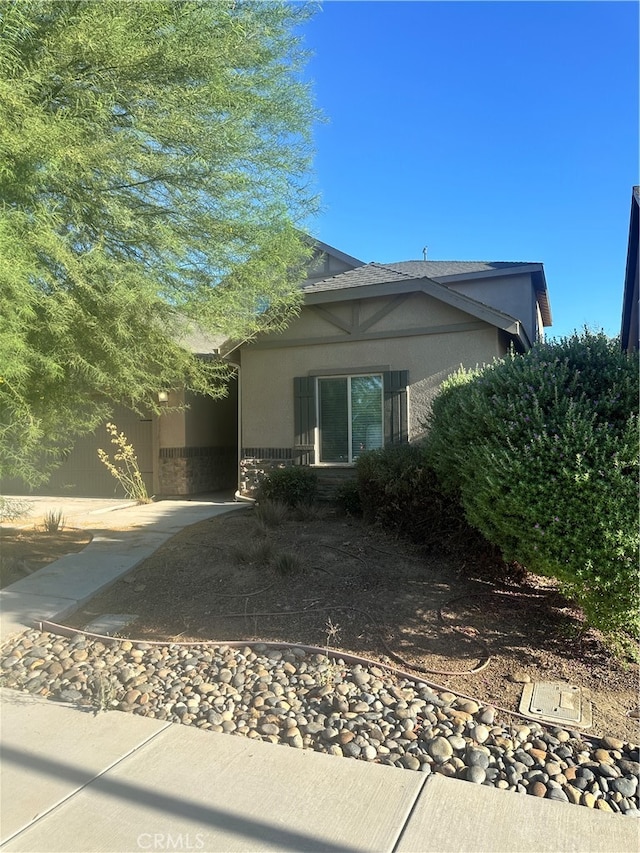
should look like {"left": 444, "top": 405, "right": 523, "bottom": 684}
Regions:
{"left": 59, "top": 505, "right": 640, "bottom": 742}
{"left": 1, "top": 527, "right": 92, "bottom": 588}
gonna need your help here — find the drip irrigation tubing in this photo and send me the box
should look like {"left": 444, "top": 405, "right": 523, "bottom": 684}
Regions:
{"left": 32, "top": 618, "right": 602, "bottom": 744}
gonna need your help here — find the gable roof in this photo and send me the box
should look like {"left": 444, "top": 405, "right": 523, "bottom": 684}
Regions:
{"left": 305, "top": 237, "right": 364, "bottom": 270}
{"left": 302, "top": 261, "right": 532, "bottom": 350}
{"left": 304, "top": 259, "right": 552, "bottom": 328}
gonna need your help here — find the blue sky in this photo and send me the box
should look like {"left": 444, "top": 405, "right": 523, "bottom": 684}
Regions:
{"left": 300, "top": 1, "right": 639, "bottom": 340}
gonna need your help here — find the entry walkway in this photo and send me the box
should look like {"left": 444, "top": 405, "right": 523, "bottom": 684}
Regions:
{"left": 1, "top": 496, "right": 638, "bottom": 852}
{"left": 0, "top": 493, "right": 246, "bottom": 643}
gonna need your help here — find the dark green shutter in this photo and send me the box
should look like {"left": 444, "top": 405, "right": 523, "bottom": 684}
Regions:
{"left": 294, "top": 377, "right": 316, "bottom": 464}
{"left": 383, "top": 370, "right": 409, "bottom": 445}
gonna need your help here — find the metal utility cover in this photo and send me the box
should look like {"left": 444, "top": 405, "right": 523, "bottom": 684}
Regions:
{"left": 519, "top": 681, "right": 592, "bottom": 728}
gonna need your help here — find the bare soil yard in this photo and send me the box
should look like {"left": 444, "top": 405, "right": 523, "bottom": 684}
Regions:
{"left": 1, "top": 527, "right": 92, "bottom": 588}
{"left": 62, "top": 505, "right": 640, "bottom": 742}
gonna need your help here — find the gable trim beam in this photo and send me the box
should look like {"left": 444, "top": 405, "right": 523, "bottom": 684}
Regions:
{"left": 309, "top": 305, "right": 354, "bottom": 334}
{"left": 358, "top": 294, "right": 412, "bottom": 332}
{"left": 249, "top": 320, "right": 491, "bottom": 350}
{"left": 305, "top": 279, "right": 529, "bottom": 342}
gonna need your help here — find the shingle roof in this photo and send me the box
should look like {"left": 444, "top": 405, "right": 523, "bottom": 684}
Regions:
{"left": 302, "top": 260, "right": 542, "bottom": 294}
{"left": 302, "top": 259, "right": 551, "bottom": 328}
{"left": 384, "top": 260, "right": 539, "bottom": 279}
{"left": 302, "top": 262, "right": 411, "bottom": 293}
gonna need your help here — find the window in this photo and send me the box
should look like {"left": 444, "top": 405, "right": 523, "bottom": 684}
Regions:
{"left": 317, "top": 374, "right": 383, "bottom": 463}
{"left": 294, "top": 370, "right": 408, "bottom": 465}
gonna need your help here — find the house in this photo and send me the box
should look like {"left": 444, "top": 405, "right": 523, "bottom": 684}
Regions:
{"left": 14, "top": 240, "right": 551, "bottom": 499}
{"left": 233, "top": 245, "right": 551, "bottom": 498}
{"left": 621, "top": 186, "right": 639, "bottom": 352}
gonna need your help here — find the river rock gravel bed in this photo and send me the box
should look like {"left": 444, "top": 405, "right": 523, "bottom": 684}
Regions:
{"left": 1, "top": 629, "right": 638, "bottom": 817}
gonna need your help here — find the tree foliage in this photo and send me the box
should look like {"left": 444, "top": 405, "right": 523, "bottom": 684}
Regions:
{"left": 0, "top": 0, "right": 318, "bottom": 485}
{"left": 425, "top": 331, "right": 639, "bottom": 637}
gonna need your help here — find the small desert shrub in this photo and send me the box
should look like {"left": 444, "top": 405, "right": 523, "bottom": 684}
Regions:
{"left": 334, "top": 480, "right": 362, "bottom": 516}
{"left": 233, "top": 538, "right": 275, "bottom": 566}
{"left": 254, "top": 499, "right": 290, "bottom": 528}
{"left": 293, "top": 502, "right": 320, "bottom": 522}
{"left": 259, "top": 465, "right": 318, "bottom": 507}
{"left": 42, "top": 509, "right": 65, "bottom": 533}
{"left": 272, "top": 550, "right": 303, "bottom": 576}
{"left": 0, "top": 556, "right": 25, "bottom": 586}
{"left": 98, "top": 422, "right": 150, "bottom": 503}
{"left": 425, "top": 330, "right": 639, "bottom": 637}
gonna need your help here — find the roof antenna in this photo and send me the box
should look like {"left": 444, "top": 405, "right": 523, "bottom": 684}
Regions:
{"left": 422, "top": 246, "right": 428, "bottom": 261}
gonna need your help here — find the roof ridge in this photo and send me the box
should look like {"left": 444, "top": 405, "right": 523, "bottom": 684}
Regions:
{"left": 369, "top": 261, "right": 415, "bottom": 279}
{"left": 390, "top": 259, "right": 539, "bottom": 265}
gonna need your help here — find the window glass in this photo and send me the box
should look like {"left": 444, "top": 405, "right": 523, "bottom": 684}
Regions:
{"left": 318, "top": 375, "right": 383, "bottom": 463}
{"left": 351, "top": 375, "right": 383, "bottom": 459}
{"left": 319, "top": 377, "right": 349, "bottom": 462}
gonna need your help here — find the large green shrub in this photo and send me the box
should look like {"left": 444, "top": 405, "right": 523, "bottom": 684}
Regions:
{"left": 355, "top": 444, "right": 501, "bottom": 562}
{"left": 425, "top": 330, "right": 639, "bottom": 636}
{"left": 259, "top": 465, "right": 318, "bottom": 508}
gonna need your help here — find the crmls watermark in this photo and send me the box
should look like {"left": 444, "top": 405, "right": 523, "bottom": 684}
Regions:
{"left": 137, "top": 833, "right": 205, "bottom": 850}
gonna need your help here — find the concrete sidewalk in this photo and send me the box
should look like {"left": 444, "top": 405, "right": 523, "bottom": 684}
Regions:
{"left": 1, "top": 495, "right": 638, "bottom": 852}
{"left": 0, "top": 493, "right": 248, "bottom": 643}
{"left": 1, "top": 690, "right": 637, "bottom": 853}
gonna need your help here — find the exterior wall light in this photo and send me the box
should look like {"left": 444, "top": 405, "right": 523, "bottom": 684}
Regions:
{"left": 157, "top": 390, "right": 169, "bottom": 404}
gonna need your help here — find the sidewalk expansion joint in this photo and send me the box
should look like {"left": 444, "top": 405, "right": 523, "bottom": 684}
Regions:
{"left": 390, "top": 770, "right": 432, "bottom": 853}
{"left": 0, "top": 719, "right": 173, "bottom": 849}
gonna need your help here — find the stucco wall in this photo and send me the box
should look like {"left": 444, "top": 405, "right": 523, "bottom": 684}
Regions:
{"left": 240, "top": 293, "right": 504, "bottom": 450}
{"left": 447, "top": 274, "right": 537, "bottom": 343}
{"left": 184, "top": 380, "right": 237, "bottom": 447}
{"left": 158, "top": 389, "right": 186, "bottom": 448}
{"left": 156, "top": 380, "right": 238, "bottom": 496}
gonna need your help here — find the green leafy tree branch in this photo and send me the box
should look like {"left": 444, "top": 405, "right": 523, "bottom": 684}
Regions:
{"left": 0, "top": 0, "right": 318, "bottom": 486}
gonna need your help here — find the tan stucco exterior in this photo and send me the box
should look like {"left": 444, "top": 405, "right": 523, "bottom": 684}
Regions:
{"left": 240, "top": 292, "right": 506, "bottom": 452}
{"left": 447, "top": 273, "right": 538, "bottom": 344}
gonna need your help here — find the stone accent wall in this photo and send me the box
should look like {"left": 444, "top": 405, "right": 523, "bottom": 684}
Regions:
{"left": 159, "top": 446, "right": 236, "bottom": 496}
{"left": 239, "top": 448, "right": 295, "bottom": 499}
{"left": 239, "top": 449, "right": 357, "bottom": 502}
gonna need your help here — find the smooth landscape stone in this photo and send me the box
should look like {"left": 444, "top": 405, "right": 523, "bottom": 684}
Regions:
{"left": 466, "top": 747, "right": 490, "bottom": 769}
{"left": 427, "top": 737, "right": 453, "bottom": 763}
{"left": 612, "top": 777, "right": 639, "bottom": 797}
{"left": 547, "top": 788, "right": 569, "bottom": 802}
{"left": 0, "top": 627, "right": 638, "bottom": 820}
{"left": 465, "top": 765, "right": 486, "bottom": 784}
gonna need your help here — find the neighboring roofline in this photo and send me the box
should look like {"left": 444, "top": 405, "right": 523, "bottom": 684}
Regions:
{"left": 303, "top": 235, "right": 365, "bottom": 269}
{"left": 621, "top": 186, "right": 639, "bottom": 351}
{"left": 304, "top": 267, "right": 532, "bottom": 350}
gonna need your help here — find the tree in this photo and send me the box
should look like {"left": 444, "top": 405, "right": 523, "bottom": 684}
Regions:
{"left": 0, "top": 0, "right": 318, "bottom": 486}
